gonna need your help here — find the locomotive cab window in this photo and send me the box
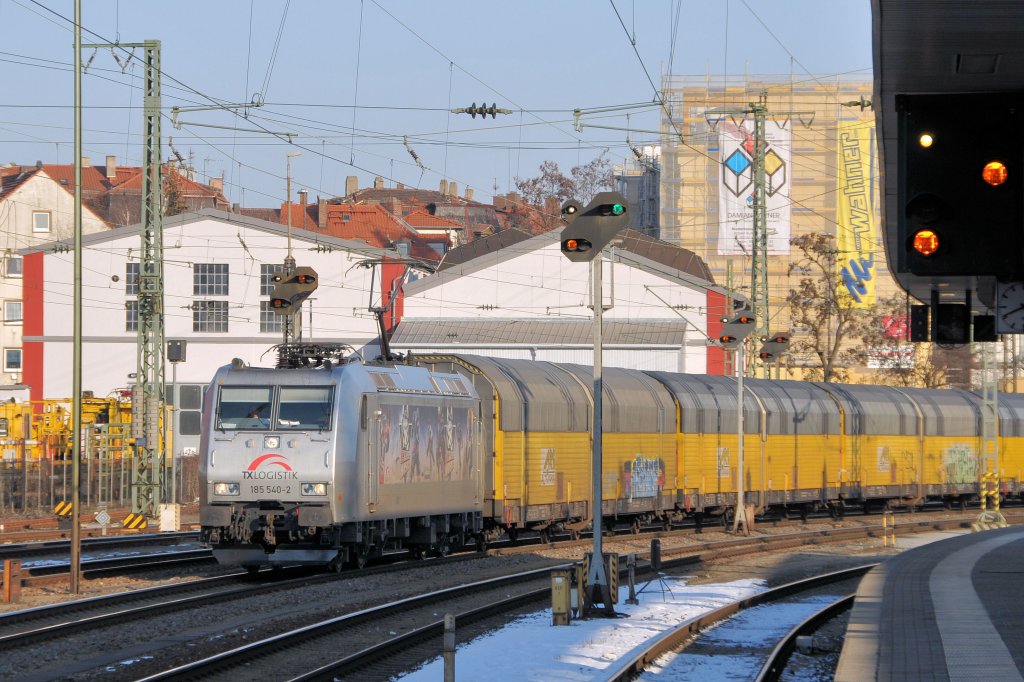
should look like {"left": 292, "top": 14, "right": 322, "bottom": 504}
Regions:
{"left": 278, "top": 386, "right": 333, "bottom": 430}
{"left": 216, "top": 386, "right": 273, "bottom": 430}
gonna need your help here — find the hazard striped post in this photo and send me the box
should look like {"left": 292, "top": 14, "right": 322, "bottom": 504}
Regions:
{"left": 882, "top": 511, "right": 896, "bottom": 547}
{"left": 122, "top": 513, "right": 148, "bottom": 530}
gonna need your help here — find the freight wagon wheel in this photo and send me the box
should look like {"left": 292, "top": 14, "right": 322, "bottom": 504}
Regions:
{"left": 507, "top": 527, "right": 519, "bottom": 545}
{"left": 433, "top": 534, "right": 450, "bottom": 558}
{"left": 630, "top": 518, "right": 641, "bottom": 535}
{"left": 570, "top": 529, "right": 580, "bottom": 541}
{"left": 539, "top": 528, "right": 551, "bottom": 544}
{"left": 410, "top": 546, "right": 426, "bottom": 560}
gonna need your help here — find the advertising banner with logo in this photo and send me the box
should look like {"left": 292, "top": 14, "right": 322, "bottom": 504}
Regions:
{"left": 836, "top": 120, "right": 879, "bottom": 307}
{"left": 717, "top": 119, "right": 792, "bottom": 255}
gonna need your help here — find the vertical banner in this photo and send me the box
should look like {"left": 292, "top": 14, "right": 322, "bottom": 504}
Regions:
{"left": 717, "top": 119, "right": 792, "bottom": 256}
{"left": 836, "top": 120, "right": 879, "bottom": 307}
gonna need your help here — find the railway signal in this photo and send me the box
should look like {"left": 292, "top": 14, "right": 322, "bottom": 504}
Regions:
{"left": 269, "top": 266, "right": 318, "bottom": 315}
{"left": 897, "top": 93, "right": 1023, "bottom": 279}
{"left": 559, "top": 192, "right": 629, "bottom": 263}
{"left": 757, "top": 332, "right": 791, "bottom": 361}
{"left": 717, "top": 309, "right": 755, "bottom": 348}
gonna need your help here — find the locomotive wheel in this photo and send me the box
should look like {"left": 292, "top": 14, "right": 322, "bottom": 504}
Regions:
{"left": 475, "top": 535, "right": 488, "bottom": 552}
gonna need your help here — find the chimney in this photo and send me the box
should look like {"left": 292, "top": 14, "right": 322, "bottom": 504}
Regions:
{"left": 439, "top": 179, "right": 448, "bottom": 195}
{"left": 209, "top": 175, "right": 224, "bottom": 194}
{"left": 232, "top": 203, "right": 240, "bottom": 213}
{"left": 105, "top": 156, "right": 117, "bottom": 180}
{"left": 493, "top": 194, "right": 507, "bottom": 210}
{"left": 298, "top": 189, "right": 308, "bottom": 205}
{"left": 345, "top": 175, "right": 358, "bottom": 196}
{"left": 318, "top": 198, "right": 328, "bottom": 228}
{"left": 81, "top": 156, "right": 91, "bottom": 167}
{"left": 396, "top": 183, "right": 404, "bottom": 190}
{"left": 388, "top": 197, "right": 402, "bottom": 216}
{"left": 465, "top": 187, "right": 474, "bottom": 202}
{"left": 35, "top": 160, "right": 43, "bottom": 169}
{"left": 448, "top": 182, "right": 457, "bottom": 197}
{"left": 374, "top": 176, "right": 384, "bottom": 190}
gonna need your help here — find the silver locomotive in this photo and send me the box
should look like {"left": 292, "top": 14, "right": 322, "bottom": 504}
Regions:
{"left": 199, "top": 346, "right": 482, "bottom": 571}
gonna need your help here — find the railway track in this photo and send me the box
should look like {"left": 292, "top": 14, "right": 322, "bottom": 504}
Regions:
{"left": 17, "top": 516, "right": 967, "bottom": 680}
{"left": 605, "top": 566, "right": 869, "bottom": 681}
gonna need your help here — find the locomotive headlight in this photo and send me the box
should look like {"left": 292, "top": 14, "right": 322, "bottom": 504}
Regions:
{"left": 301, "top": 482, "right": 328, "bottom": 496}
{"left": 264, "top": 436, "right": 281, "bottom": 449}
{"left": 213, "top": 482, "right": 240, "bottom": 496}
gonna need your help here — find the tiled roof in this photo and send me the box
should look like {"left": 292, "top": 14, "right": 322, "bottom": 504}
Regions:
{"left": 616, "top": 229, "right": 715, "bottom": 283}
{"left": 403, "top": 208, "right": 464, "bottom": 229}
{"left": 436, "top": 229, "right": 534, "bottom": 271}
{"left": 322, "top": 204, "right": 440, "bottom": 262}
{"left": 0, "top": 167, "right": 39, "bottom": 202}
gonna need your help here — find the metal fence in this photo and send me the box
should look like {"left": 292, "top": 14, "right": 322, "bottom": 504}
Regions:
{"left": 0, "top": 454, "right": 199, "bottom": 516}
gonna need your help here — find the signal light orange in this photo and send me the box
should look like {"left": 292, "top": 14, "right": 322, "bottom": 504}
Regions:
{"left": 912, "top": 229, "right": 940, "bottom": 257}
{"left": 983, "top": 161, "right": 1008, "bottom": 186}
{"left": 720, "top": 335, "right": 737, "bottom": 343}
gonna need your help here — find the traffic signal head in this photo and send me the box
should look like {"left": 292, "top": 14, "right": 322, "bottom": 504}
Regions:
{"left": 559, "top": 191, "right": 629, "bottom": 263}
{"left": 269, "top": 265, "right": 318, "bottom": 314}
{"left": 897, "top": 93, "right": 1023, "bottom": 278}
{"left": 717, "top": 309, "right": 755, "bottom": 349}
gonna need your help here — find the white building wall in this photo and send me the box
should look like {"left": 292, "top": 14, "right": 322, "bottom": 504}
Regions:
{"left": 0, "top": 173, "right": 107, "bottom": 385}
{"left": 401, "top": 236, "right": 710, "bottom": 371}
{"left": 34, "top": 214, "right": 386, "bottom": 398}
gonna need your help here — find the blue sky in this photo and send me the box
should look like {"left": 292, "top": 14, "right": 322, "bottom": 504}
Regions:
{"left": 0, "top": 1, "right": 872, "bottom": 208}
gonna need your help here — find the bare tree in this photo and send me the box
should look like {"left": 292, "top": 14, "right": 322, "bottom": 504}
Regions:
{"left": 514, "top": 153, "right": 614, "bottom": 207}
{"left": 786, "top": 233, "right": 872, "bottom": 382}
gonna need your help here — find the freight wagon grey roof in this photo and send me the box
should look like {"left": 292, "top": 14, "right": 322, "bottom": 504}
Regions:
{"left": 744, "top": 378, "right": 840, "bottom": 435}
{"left": 394, "top": 319, "right": 690, "bottom": 346}
{"left": 998, "top": 392, "right": 1024, "bottom": 437}
{"left": 644, "top": 372, "right": 759, "bottom": 434}
{"left": 895, "top": 387, "right": 980, "bottom": 436}
{"left": 813, "top": 383, "right": 919, "bottom": 435}
{"left": 556, "top": 364, "right": 675, "bottom": 433}
{"left": 434, "top": 355, "right": 591, "bottom": 433}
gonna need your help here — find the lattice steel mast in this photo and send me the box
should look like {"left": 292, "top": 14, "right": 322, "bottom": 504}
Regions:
{"left": 707, "top": 92, "right": 814, "bottom": 377}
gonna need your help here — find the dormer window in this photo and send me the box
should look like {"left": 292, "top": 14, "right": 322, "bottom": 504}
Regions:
{"left": 342, "top": 213, "right": 351, "bottom": 222}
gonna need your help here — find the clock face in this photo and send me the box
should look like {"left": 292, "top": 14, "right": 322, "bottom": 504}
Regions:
{"left": 997, "top": 282, "right": 1024, "bottom": 333}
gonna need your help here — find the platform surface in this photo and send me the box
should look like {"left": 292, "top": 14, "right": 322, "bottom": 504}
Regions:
{"left": 836, "top": 525, "right": 1024, "bottom": 681}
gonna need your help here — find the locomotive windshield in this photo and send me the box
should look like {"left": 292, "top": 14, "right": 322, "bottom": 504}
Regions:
{"left": 216, "top": 386, "right": 272, "bottom": 430}
{"left": 278, "top": 386, "right": 333, "bottom": 430}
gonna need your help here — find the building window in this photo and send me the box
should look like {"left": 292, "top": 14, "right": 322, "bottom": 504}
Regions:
{"left": 4, "top": 301, "right": 22, "bottom": 325}
{"left": 4, "top": 257, "right": 22, "bottom": 278}
{"left": 126, "top": 262, "right": 140, "bottom": 295}
{"left": 32, "top": 211, "right": 50, "bottom": 233}
{"left": 260, "top": 301, "right": 283, "bottom": 333}
{"left": 260, "top": 263, "right": 285, "bottom": 295}
{"left": 3, "top": 348, "right": 21, "bottom": 372}
{"left": 126, "top": 300, "right": 139, "bottom": 332}
{"left": 193, "top": 300, "right": 228, "bottom": 332}
{"left": 194, "top": 263, "right": 228, "bottom": 296}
